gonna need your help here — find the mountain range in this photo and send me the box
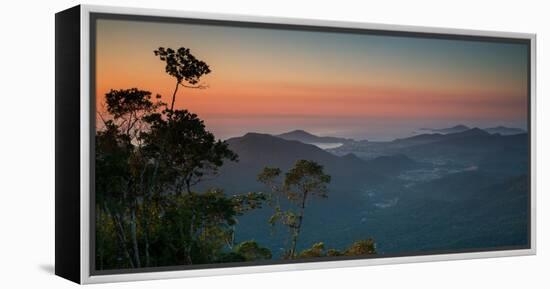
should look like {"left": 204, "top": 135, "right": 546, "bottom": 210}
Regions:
{"left": 420, "top": 124, "right": 470, "bottom": 134}
{"left": 205, "top": 128, "right": 528, "bottom": 189}
{"left": 394, "top": 127, "right": 490, "bottom": 146}
{"left": 198, "top": 127, "right": 529, "bottom": 256}
{"left": 276, "top": 129, "right": 353, "bottom": 144}
{"left": 200, "top": 133, "right": 385, "bottom": 194}
{"left": 484, "top": 126, "right": 527, "bottom": 135}
{"left": 420, "top": 125, "right": 526, "bottom": 136}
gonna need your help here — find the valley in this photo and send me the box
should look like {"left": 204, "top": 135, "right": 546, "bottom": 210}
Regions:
{"left": 198, "top": 126, "right": 530, "bottom": 256}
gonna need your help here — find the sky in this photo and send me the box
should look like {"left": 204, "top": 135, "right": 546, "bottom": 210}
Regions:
{"left": 95, "top": 19, "right": 529, "bottom": 140}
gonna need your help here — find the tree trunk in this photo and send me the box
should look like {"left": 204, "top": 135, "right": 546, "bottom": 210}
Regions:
{"left": 228, "top": 225, "right": 236, "bottom": 249}
{"left": 289, "top": 192, "right": 308, "bottom": 258}
{"left": 185, "top": 178, "right": 192, "bottom": 194}
{"left": 107, "top": 204, "right": 134, "bottom": 268}
{"left": 96, "top": 205, "right": 104, "bottom": 270}
{"left": 144, "top": 231, "right": 150, "bottom": 267}
{"left": 130, "top": 206, "right": 141, "bottom": 268}
{"left": 142, "top": 200, "right": 151, "bottom": 267}
{"left": 184, "top": 210, "right": 196, "bottom": 265}
{"left": 169, "top": 81, "right": 180, "bottom": 112}
{"left": 138, "top": 164, "right": 151, "bottom": 268}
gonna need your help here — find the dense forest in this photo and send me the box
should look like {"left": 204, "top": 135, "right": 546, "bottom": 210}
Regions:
{"left": 95, "top": 47, "right": 376, "bottom": 270}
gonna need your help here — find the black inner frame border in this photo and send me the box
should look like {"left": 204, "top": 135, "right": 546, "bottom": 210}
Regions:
{"left": 89, "top": 11, "right": 532, "bottom": 276}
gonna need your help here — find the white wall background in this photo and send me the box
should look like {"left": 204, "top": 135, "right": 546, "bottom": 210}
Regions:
{"left": 0, "top": 0, "right": 547, "bottom": 287}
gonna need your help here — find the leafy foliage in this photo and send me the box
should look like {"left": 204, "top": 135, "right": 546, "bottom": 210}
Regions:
{"left": 297, "top": 240, "right": 376, "bottom": 259}
{"left": 344, "top": 239, "right": 376, "bottom": 256}
{"left": 297, "top": 242, "right": 326, "bottom": 258}
{"left": 234, "top": 240, "right": 273, "bottom": 261}
{"left": 105, "top": 88, "right": 161, "bottom": 119}
{"left": 154, "top": 47, "right": 211, "bottom": 85}
{"left": 284, "top": 160, "right": 331, "bottom": 201}
{"left": 258, "top": 160, "right": 331, "bottom": 259}
{"left": 141, "top": 109, "right": 238, "bottom": 194}
{"left": 154, "top": 47, "right": 212, "bottom": 111}
{"left": 101, "top": 88, "right": 164, "bottom": 139}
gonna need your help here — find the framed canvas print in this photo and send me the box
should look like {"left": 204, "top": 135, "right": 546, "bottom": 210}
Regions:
{"left": 55, "top": 4, "right": 536, "bottom": 284}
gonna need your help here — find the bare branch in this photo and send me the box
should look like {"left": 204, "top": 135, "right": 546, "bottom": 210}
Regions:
{"left": 179, "top": 83, "right": 209, "bottom": 89}
{"left": 96, "top": 111, "right": 109, "bottom": 127}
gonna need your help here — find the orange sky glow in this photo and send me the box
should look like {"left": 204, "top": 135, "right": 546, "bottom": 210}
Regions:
{"left": 95, "top": 19, "right": 529, "bottom": 140}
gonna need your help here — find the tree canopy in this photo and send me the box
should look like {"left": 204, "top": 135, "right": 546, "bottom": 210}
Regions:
{"left": 258, "top": 160, "right": 332, "bottom": 259}
{"left": 154, "top": 47, "right": 211, "bottom": 111}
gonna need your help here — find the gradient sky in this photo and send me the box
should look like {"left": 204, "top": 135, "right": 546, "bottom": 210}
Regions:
{"left": 95, "top": 19, "right": 529, "bottom": 140}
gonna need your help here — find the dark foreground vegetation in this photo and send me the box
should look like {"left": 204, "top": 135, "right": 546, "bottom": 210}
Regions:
{"left": 95, "top": 47, "right": 375, "bottom": 270}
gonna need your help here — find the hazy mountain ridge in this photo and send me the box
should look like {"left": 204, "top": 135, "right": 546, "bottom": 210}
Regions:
{"left": 276, "top": 129, "right": 354, "bottom": 144}
{"left": 392, "top": 127, "right": 489, "bottom": 146}
{"left": 330, "top": 127, "right": 527, "bottom": 164}
{"left": 420, "top": 125, "right": 526, "bottom": 136}
{"left": 484, "top": 126, "right": 527, "bottom": 135}
{"left": 420, "top": 124, "right": 470, "bottom": 134}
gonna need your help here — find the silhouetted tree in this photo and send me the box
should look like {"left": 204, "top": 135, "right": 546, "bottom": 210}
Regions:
{"left": 95, "top": 46, "right": 273, "bottom": 270}
{"left": 141, "top": 109, "right": 237, "bottom": 194}
{"left": 95, "top": 86, "right": 245, "bottom": 267}
{"left": 258, "top": 160, "right": 331, "bottom": 259}
{"left": 154, "top": 47, "right": 211, "bottom": 112}
{"left": 96, "top": 121, "right": 136, "bottom": 268}
{"left": 96, "top": 88, "right": 163, "bottom": 268}
{"left": 150, "top": 47, "right": 232, "bottom": 194}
